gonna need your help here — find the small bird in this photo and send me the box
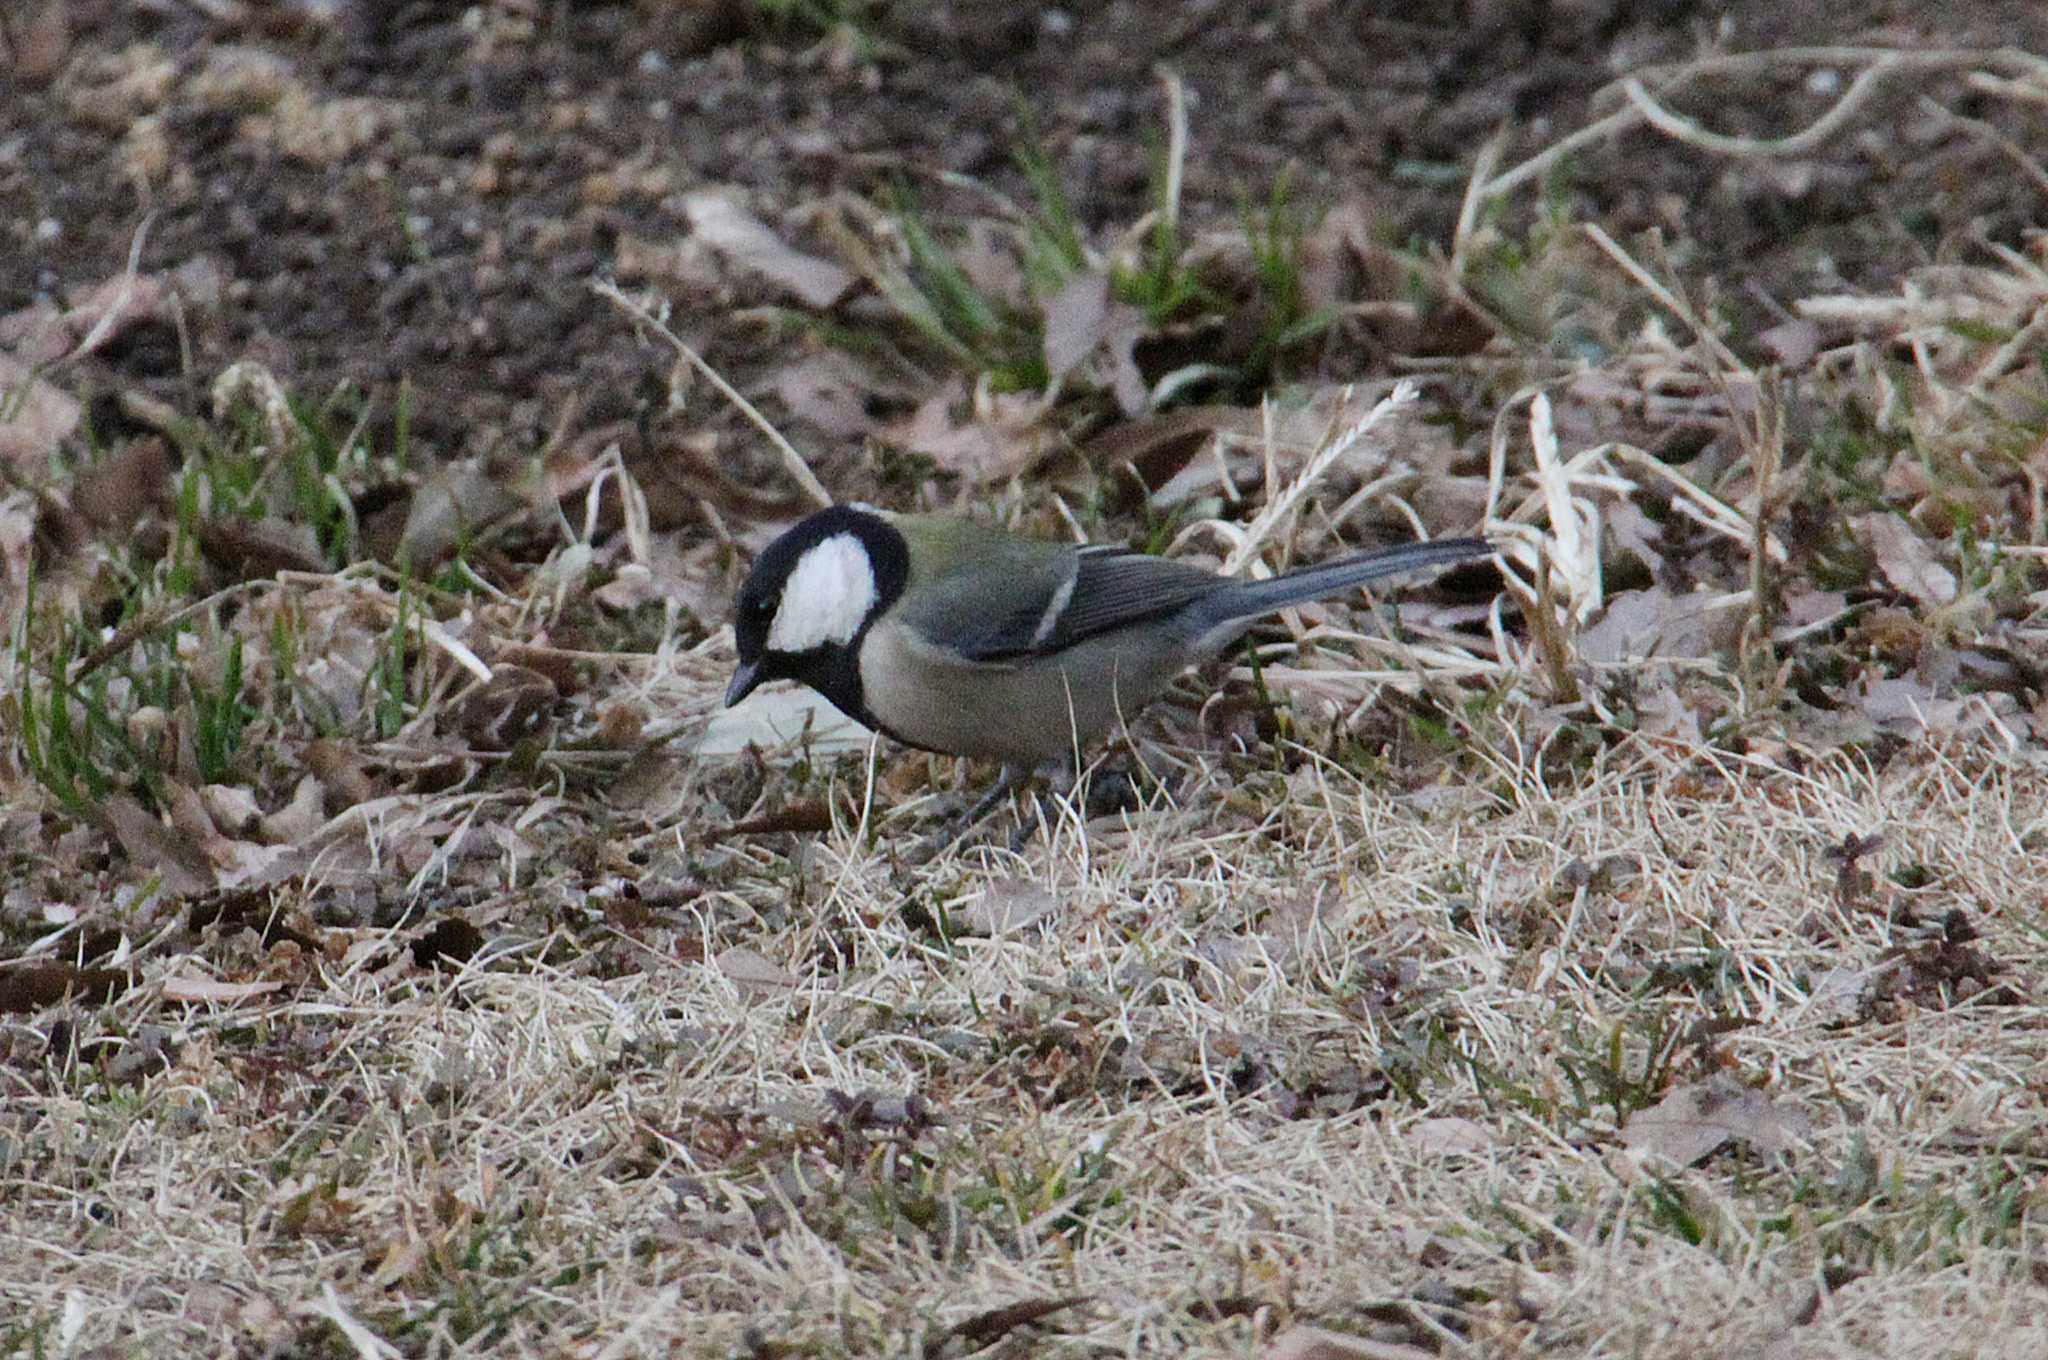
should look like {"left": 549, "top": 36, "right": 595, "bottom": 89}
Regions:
{"left": 726, "top": 505, "right": 1492, "bottom": 825}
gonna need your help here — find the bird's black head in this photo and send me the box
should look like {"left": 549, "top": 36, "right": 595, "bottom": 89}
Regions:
{"left": 725, "top": 505, "right": 909, "bottom": 722}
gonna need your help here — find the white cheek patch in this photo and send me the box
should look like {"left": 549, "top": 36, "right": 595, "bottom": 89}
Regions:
{"left": 767, "top": 533, "right": 877, "bottom": 652}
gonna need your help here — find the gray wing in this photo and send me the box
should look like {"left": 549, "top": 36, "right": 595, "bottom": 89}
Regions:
{"left": 939, "top": 546, "right": 1227, "bottom": 663}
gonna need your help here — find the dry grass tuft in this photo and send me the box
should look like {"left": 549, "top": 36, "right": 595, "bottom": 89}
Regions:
{"left": 4, "top": 723, "right": 2044, "bottom": 1356}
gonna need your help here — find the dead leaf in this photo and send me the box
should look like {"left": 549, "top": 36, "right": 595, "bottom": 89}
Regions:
{"left": 0, "top": 354, "right": 83, "bottom": 472}
{"left": 1856, "top": 675, "right": 1983, "bottom": 738}
{"left": 198, "top": 516, "right": 328, "bottom": 578}
{"left": 1298, "top": 194, "right": 1382, "bottom": 315}
{"left": 1853, "top": 512, "right": 1957, "bottom": 608}
{"left": 1605, "top": 499, "right": 1667, "bottom": 575}
{"left": 1804, "top": 964, "right": 1882, "bottom": 1026}
{"left": 1041, "top": 270, "right": 1110, "bottom": 385}
{"left": 0, "top": 492, "right": 35, "bottom": 591}
{"left": 72, "top": 435, "right": 175, "bottom": 530}
{"left": 775, "top": 351, "right": 887, "bottom": 440}
{"left": 1085, "top": 405, "right": 1247, "bottom": 499}
{"left": 161, "top": 974, "right": 288, "bottom": 1005}
{"left": 53, "top": 270, "right": 171, "bottom": 362}
{"left": 1622, "top": 1075, "right": 1812, "bottom": 1165}
{"left": 880, "top": 385, "right": 1050, "bottom": 484}
{"left": 1406, "top": 1116, "right": 1495, "bottom": 1155}
{"left": 684, "top": 190, "right": 855, "bottom": 309}
{"left": 259, "top": 774, "right": 328, "bottom": 844}
{"left": 1040, "top": 270, "right": 1149, "bottom": 413}
{"left": 952, "top": 878, "right": 1060, "bottom": 936}
{"left": 1122, "top": 383, "right": 1406, "bottom": 509}
{"left": 395, "top": 461, "right": 531, "bottom": 567}
{"left": 199, "top": 784, "right": 264, "bottom": 836}
{"left": 100, "top": 792, "right": 218, "bottom": 896}
{"left": 455, "top": 664, "right": 558, "bottom": 750}
{"left": 1576, "top": 587, "right": 1737, "bottom": 664}
{"left": 304, "top": 740, "right": 378, "bottom": 809}
{"left": 699, "top": 685, "right": 872, "bottom": 758}
{"left": 412, "top": 918, "right": 485, "bottom": 971}
{"left": 946, "top": 219, "right": 1028, "bottom": 310}
{"left": 1757, "top": 318, "right": 1821, "bottom": 368}
{"left": 718, "top": 803, "right": 835, "bottom": 838}
{"left": 1, "top": 0, "right": 72, "bottom": 82}
{"left": 714, "top": 946, "right": 800, "bottom": 995}
{"left": 930, "top": 1297, "right": 1087, "bottom": 1358}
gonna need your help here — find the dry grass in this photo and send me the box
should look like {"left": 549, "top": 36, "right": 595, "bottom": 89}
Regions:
{"left": 4, "top": 718, "right": 2045, "bottom": 1357}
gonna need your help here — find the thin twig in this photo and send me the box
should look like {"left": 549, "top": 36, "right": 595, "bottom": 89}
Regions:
{"left": 595, "top": 279, "right": 832, "bottom": 510}
{"left": 1581, "top": 223, "right": 1749, "bottom": 377}
{"left": 1481, "top": 47, "right": 2048, "bottom": 203}
{"left": 1916, "top": 93, "right": 2048, "bottom": 201}
{"left": 1617, "top": 58, "right": 1896, "bottom": 159}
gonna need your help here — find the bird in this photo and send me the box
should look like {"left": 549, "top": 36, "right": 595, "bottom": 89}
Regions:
{"left": 725, "top": 504, "right": 1493, "bottom": 830}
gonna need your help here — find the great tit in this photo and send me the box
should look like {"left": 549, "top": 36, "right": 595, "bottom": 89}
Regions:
{"left": 725, "top": 505, "right": 1492, "bottom": 803}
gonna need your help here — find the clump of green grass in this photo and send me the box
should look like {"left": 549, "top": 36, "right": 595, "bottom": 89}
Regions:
{"left": 873, "top": 180, "right": 1051, "bottom": 391}
{"left": 828, "top": 127, "right": 1340, "bottom": 409}
{"left": 0, "top": 378, "right": 435, "bottom": 816}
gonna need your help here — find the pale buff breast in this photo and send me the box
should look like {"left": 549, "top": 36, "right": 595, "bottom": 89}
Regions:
{"left": 858, "top": 618, "right": 1195, "bottom": 765}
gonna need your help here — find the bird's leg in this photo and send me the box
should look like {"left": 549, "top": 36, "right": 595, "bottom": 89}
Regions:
{"left": 913, "top": 763, "right": 1032, "bottom": 861}
{"left": 1014, "top": 757, "right": 1077, "bottom": 852}
{"left": 960, "top": 763, "right": 1031, "bottom": 833}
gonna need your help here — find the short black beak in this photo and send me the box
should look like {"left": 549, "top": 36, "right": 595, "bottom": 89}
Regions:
{"left": 725, "top": 660, "right": 764, "bottom": 708}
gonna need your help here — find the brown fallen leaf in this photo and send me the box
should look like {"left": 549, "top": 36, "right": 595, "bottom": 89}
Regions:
{"left": 187, "top": 887, "right": 321, "bottom": 953}
{"left": 880, "top": 385, "right": 1051, "bottom": 484}
{"left": 1853, "top": 511, "right": 1957, "bottom": 609}
{"left": 456, "top": 664, "right": 559, "bottom": 750}
{"left": 1, "top": 0, "right": 72, "bottom": 83}
{"left": 714, "top": 946, "right": 802, "bottom": 995}
{"left": 1575, "top": 587, "right": 1738, "bottom": 664}
{"left": 51, "top": 269, "right": 171, "bottom": 363}
{"left": 100, "top": 792, "right": 218, "bottom": 897}
{"left": 1405, "top": 1116, "right": 1496, "bottom": 1156}
{"left": 161, "top": 974, "right": 288, "bottom": 1005}
{"left": 258, "top": 774, "right": 328, "bottom": 845}
{"left": 1084, "top": 404, "right": 1250, "bottom": 500}
{"left": 684, "top": 190, "right": 856, "bottom": 309}
{"left": 1756, "top": 317, "right": 1821, "bottom": 368}
{"left": 951, "top": 878, "right": 1060, "bottom": 936}
{"left": 72, "top": 434, "right": 175, "bottom": 531}
{"left": 304, "top": 740, "right": 379, "bottom": 810}
{"left": 718, "top": 803, "right": 835, "bottom": 838}
{"left": 198, "top": 784, "right": 264, "bottom": 836}
{"left": 395, "top": 460, "right": 533, "bottom": 567}
{"left": 775, "top": 351, "right": 889, "bottom": 440}
{"left": 1621, "top": 1074, "right": 1813, "bottom": 1165}
{"left": 929, "top": 1297, "right": 1087, "bottom": 1358}
{"left": 1039, "top": 270, "right": 1149, "bottom": 414}
{"left": 199, "top": 516, "right": 328, "bottom": 579}
{"left": 0, "top": 355, "right": 83, "bottom": 473}
{"left": 412, "top": 917, "right": 486, "bottom": 971}
{"left": 1041, "top": 270, "right": 1110, "bottom": 387}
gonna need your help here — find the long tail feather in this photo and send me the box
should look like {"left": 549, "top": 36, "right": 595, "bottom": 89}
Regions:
{"left": 1202, "top": 536, "right": 1494, "bottom": 626}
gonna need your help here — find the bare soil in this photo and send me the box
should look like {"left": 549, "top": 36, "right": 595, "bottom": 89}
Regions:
{"left": 8, "top": 0, "right": 2045, "bottom": 468}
